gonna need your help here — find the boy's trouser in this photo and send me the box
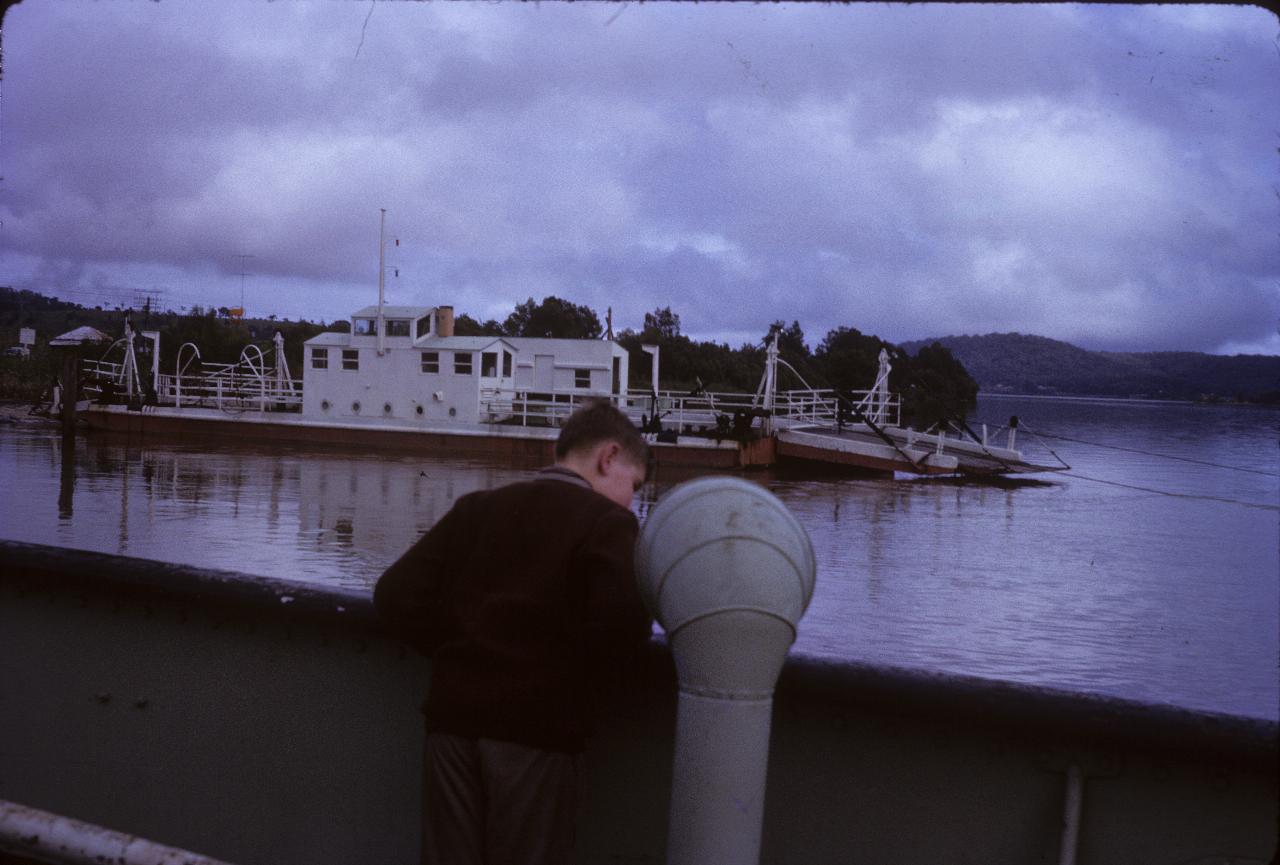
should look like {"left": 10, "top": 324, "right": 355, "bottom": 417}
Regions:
{"left": 422, "top": 732, "right": 583, "bottom": 865}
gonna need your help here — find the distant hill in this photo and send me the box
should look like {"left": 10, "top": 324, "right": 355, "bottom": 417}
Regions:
{"left": 900, "top": 333, "right": 1280, "bottom": 403}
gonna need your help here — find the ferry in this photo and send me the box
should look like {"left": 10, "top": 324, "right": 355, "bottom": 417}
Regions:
{"left": 60, "top": 208, "right": 1057, "bottom": 476}
{"left": 69, "top": 303, "right": 1060, "bottom": 477}
{"left": 764, "top": 341, "right": 1063, "bottom": 476}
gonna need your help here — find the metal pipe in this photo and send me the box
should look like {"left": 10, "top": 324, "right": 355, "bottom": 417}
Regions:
{"left": 636, "top": 477, "right": 816, "bottom": 865}
{"left": 1058, "top": 764, "right": 1084, "bottom": 865}
{"left": 0, "top": 798, "right": 238, "bottom": 865}
{"left": 377, "top": 208, "right": 386, "bottom": 357}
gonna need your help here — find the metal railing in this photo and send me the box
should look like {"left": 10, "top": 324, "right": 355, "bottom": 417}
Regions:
{"left": 1, "top": 798, "right": 238, "bottom": 865}
{"left": 476, "top": 386, "right": 899, "bottom": 433}
{"left": 82, "top": 358, "right": 303, "bottom": 413}
{"left": 478, "top": 388, "right": 769, "bottom": 432}
{"left": 771, "top": 387, "right": 900, "bottom": 428}
{"left": 158, "top": 368, "right": 303, "bottom": 412}
{"left": 480, "top": 389, "right": 627, "bottom": 428}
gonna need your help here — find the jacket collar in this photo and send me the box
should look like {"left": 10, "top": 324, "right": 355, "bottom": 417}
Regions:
{"left": 536, "top": 465, "right": 592, "bottom": 491}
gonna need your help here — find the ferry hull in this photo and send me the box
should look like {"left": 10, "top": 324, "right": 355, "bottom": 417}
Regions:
{"left": 81, "top": 405, "right": 754, "bottom": 469}
{"left": 3, "top": 540, "right": 1274, "bottom": 865}
{"left": 81, "top": 405, "right": 1059, "bottom": 478}
{"left": 884, "top": 428, "right": 1065, "bottom": 475}
{"left": 777, "top": 427, "right": 961, "bottom": 476}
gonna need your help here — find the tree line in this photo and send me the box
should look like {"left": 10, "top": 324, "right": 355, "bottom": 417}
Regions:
{"left": 2, "top": 287, "right": 978, "bottom": 427}
{"left": 457, "top": 296, "right": 977, "bottom": 429}
{"left": 0, "top": 287, "right": 333, "bottom": 401}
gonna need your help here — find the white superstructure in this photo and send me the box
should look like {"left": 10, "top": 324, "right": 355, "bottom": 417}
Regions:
{"left": 302, "top": 304, "right": 629, "bottom": 427}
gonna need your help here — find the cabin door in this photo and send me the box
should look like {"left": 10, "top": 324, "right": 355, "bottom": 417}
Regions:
{"left": 533, "top": 354, "right": 555, "bottom": 392}
{"left": 612, "top": 357, "right": 622, "bottom": 395}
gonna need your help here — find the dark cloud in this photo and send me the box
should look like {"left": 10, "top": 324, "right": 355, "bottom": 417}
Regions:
{"left": 1, "top": 2, "right": 1276, "bottom": 353}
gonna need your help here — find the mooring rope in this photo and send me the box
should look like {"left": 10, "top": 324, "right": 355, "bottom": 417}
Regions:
{"left": 1015, "top": 421, "right": 1072, "bottom": 471}
{"left": 1058, "top": 471, "right": 1279, "bottom": 511}
{"left": 967, "top": 418, "right": 1277, "bottom": 508}
{"left": 1026, "top": 429, "right": 1278, "bottom": 478}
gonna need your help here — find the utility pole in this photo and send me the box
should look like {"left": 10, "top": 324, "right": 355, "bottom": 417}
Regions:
{"left": 131, "top": 288, "right": 164, "bottom": 327}
{"left": 234, "top": 254, "right": 255, "bottom": 319}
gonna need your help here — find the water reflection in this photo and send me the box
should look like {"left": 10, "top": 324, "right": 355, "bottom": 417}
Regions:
{"left": 57, "top": 431, "right": 75, "bottom": 520}
{"left": 2, "top": 398, "right": 1277, "bottom": 720}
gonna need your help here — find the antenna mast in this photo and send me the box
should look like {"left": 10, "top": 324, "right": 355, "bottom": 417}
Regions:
{"left": 377, "top": 209, "right": 386, "bottom": 355}
{"left": 233, "top": 253, "right": 254, "bottom": 320}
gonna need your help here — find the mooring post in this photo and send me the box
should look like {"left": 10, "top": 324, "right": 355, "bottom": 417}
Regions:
{"left": 635, "top": 476, "right": 816, "bottom": 865}
{"left": 58, "top": 347, "right": 80, "bottom": 432}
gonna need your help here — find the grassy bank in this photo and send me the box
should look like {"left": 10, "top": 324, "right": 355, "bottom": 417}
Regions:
{"left": 0, "top": 349, "right": 60, "bottom": 403}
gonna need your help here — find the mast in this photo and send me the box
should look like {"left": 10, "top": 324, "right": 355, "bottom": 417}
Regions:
{"left": 121, "top": 314, "right": 139, "bottom": 399}
{"left": 377, "top": 208, "right": 386, "bottom": 355}
{"left": 761, "top": 333, "right": 778, "bottom": 436}
{"left": 875, "top": 348, "right": 891, "bottom": 425}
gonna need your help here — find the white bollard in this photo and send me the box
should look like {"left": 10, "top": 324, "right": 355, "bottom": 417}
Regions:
{"left": 635, "top": 476, "right": 816, "bottom": 865}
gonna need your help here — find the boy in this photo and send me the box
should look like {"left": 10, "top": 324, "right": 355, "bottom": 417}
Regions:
{"left": 374, "top": 400, "right": 651, "bottom": 865}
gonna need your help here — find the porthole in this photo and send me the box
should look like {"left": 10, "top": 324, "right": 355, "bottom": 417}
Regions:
{"left": 320, "top": 399, "right": 330, "bottom": 411}
{"left": 415, "top": 405, "right": 424, "bottom": 416}
{"left": 383, "top": 402, "right": 393, "bottom": 415}
{"left": 448, "top": 407, "right": 457, "bottom": 417}
{"left": 352, "top": 401, "right": 361, "bottom": 413}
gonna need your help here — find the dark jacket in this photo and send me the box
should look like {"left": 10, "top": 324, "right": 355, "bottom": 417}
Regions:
{"left": 374, "top": 467, "right": 651, "bottom": 753}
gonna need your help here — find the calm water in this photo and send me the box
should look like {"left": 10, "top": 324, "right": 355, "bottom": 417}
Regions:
{"left": 2, "top": 396, "right": 1277, "bottom": 720}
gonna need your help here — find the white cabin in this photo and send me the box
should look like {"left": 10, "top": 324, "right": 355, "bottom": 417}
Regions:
{"left": 302, "top": 305, "right": 629, "bottom": 424}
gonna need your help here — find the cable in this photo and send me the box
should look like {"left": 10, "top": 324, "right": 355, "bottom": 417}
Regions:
{"left": 1028, "top": 430, "right": 1278, "bottom": 478}
{"left": 1060, "top": 472, "right": 1278, "bottom": 512}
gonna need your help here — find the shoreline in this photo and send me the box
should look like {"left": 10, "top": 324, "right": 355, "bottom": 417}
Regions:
{"left": 978, "top": 391, "right": 1280, "bottom": 408}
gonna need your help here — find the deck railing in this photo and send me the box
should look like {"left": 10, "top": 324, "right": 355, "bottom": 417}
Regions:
{"left": 79, "top": 359, "right": 896, "bottom": 431}
{"left": 477, "top": 388, "right": 764, "bottom": 432}
{"left": 771, "top": 388, "right": 901, "bottom": 429}
{"left": 80, "top": 359, "right": 126, "bottom": 390}
{"left": 82, "top": 358, "right": 303, "bottom": 412}
{"left": 477, "top": 387, "right": 900, "bottom": 433}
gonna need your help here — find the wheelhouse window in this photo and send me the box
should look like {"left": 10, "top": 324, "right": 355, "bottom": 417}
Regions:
{"left": 574, "top": 368, "right": 591, "bottom": 389}
{"left": 386, "top": 319, "right": 410, "bottom": 337}
{"left": 481, "top": 352, "right": 498, "bottom": 377}
{"left": 353, "top": 318, "right": 378, "bottom": 336}
{"left": 342, "top": 349, "right": 359, "bottom": 371}
{"left": 502, "top": 351, "right": 512, "bottom": 377}
{"left": 310, "top": 348, "right": 328, "bottom": 370}
{"left": 421, "top": 351, "right": 439, "bottom": 374}
{"left": 416, "top": 317, "right": 431, "bottom": 339}
{"left": 454, "top": 352, "right": 473, "bottom": 375}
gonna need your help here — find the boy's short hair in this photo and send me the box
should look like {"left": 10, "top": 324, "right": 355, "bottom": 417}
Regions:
{"left": 555, "top": 399, "right": 648, "bottom": 467}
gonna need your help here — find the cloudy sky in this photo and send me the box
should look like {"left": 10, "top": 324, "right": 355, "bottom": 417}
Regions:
{"left": 1, "top": 2, "right": 1277, "bottom": 354}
